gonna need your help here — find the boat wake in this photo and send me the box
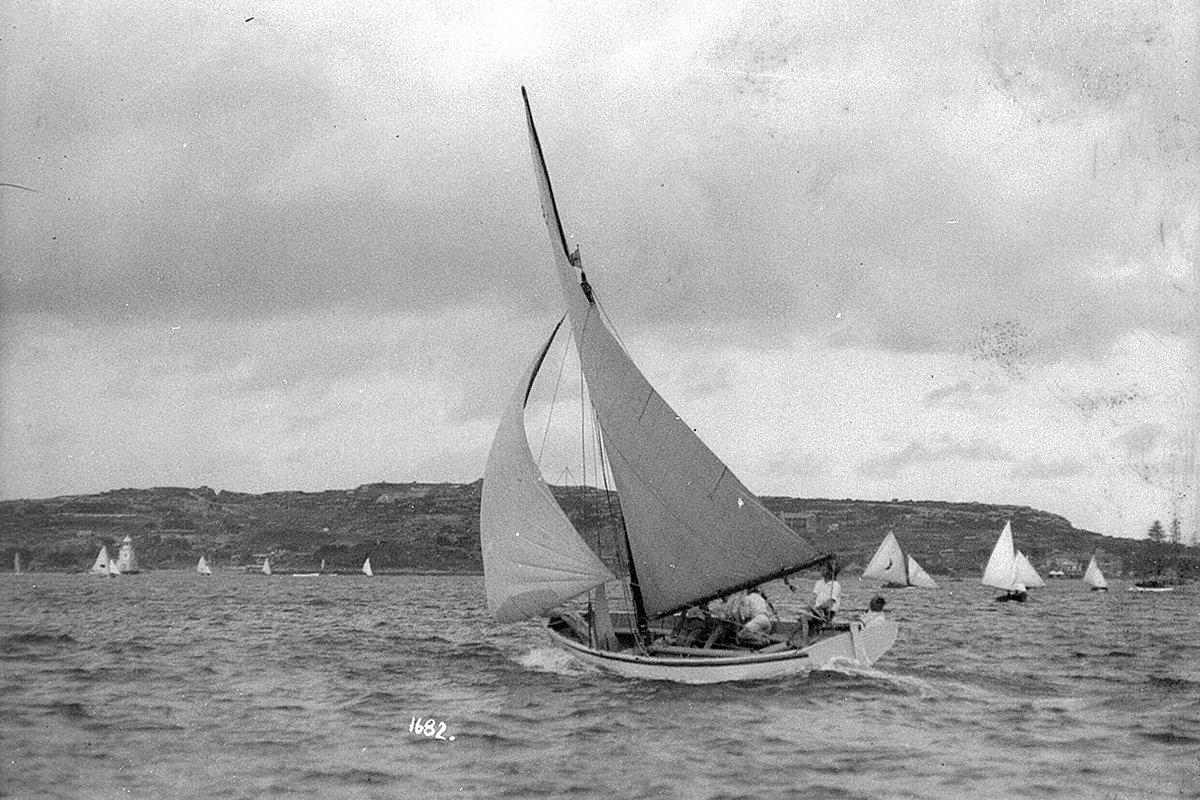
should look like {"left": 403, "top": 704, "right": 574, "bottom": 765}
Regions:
{"left": 515, "top": 647, "right": 598, "bottom": 677}
{"left": 817, "top": 659, "right": 938, "bottom": 696}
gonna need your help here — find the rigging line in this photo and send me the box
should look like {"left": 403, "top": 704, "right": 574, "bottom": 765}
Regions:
{"left": 595, "top": 410, "right": 644, "bottom": 646}
{"left": 536, "top": 328, "right": 573, "bottom": 466}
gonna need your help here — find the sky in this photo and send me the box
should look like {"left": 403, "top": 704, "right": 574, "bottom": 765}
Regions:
{"left": 1, "top": 0, "right": 1196, "bottom": 541}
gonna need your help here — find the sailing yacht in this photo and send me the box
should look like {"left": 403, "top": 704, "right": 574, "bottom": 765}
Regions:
{"left": 862, "top": 532, "right": 937, "bottom": 589}
{"left": 1081, "top": 556, "right": 1108, "bottom": 591}
{"left": 13, "top": 553, "right": 22, "bottom": 574}
{"left": 982, "top": 521, "right": 1029, "bottom": 602}
{"left": 261, "top": 558, "right": 272, "bottom": 576}
{"left": 478, "top": 88, "right": 899, "bottom": 683}
{"left": 362, "top": 558, "right": 374, "bottom": 577}
{"left": 114, "top": 535, "right": 139, "bottom": 574}
{"left": 197, "top": 555, "right": 212, "bottom": 576}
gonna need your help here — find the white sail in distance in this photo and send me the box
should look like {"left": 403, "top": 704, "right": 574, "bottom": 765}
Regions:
{"left": 981, "top": 521, "right": 1019, "bottom": 591}
{"left": 1082, "top": 556, "right": 1108, "bottom": 590}
{"left": 1014, "top": 551, "right": 1045, "bottom": 588}
{"left": 905, "top": 555, "right": 938, "bottom": 589}
{"left": 863, "top": 533, "right": 908, "bottom": 585}
{"left": 197, "top": 556, "right": 212, "bottom": 575}
{"left": 261, "top": 558, "right": 272, "bottom": 576}
{"left": 91, "top": 547, "right": 110, "bottom": 575}
{"left": 362, "top": 558, "right": 374, "bottom": 577}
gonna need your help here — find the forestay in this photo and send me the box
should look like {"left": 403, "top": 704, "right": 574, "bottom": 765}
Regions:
{"left": 522, "top": 89, "right": 823, "bottom": 619}
{"left": 480, "top": 321, "right": 617, "bottom": 623}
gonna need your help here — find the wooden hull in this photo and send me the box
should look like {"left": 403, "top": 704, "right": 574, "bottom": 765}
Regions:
{"left": 544, "top": 619, "right": 898, "bottom": 684}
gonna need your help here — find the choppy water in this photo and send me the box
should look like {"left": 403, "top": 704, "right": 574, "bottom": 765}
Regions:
{"left": 1, "top": 572, "right": 1197, "bottom": 799}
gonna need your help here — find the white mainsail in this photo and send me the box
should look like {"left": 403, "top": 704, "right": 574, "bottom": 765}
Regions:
{"left": 197, "top": 556, "right": 212, "bottom": 575}
{"left": 906, "top": 555, "right": 938, "bottom": 589}
{"left": 13, "top": 553, "right": 21, "bottom": 574}
{"left": 863, "top": 532, "right": 908, "bottom": 585}
{"left": 115, "top": 535, "right": 138, "bottom": 573}
{"left": 1014, "top": 551, "right": 1045, "bottom": 588}
{"left": 362, "top": 558, "right": 374, "bottom": 577}
{"left": 480, "top": 321, "right": 618, "bottom": 623}
{"left": 522, "top": 88, "right": 823, "bottom": 619}
{"left": 91, "top": 546, "right": 111, "bottom": 576}
{"left": 981, "top": 521, "right": 1020, "bottom": 591}
{"left": 261, "top": 558, "right": 272, "bottom": 576}
{"left": 1082, "top": 556, "right": 1108, "bottom": 590}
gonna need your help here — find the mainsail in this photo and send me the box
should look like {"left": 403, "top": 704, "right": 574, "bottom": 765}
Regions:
{"left": 863, "top": 532, "right": 908, "bottom": 585}
{"left": 261, "top": 558, "right": 272, "bottom": 576}
{"left": 1082, "top": 556, "right": 1108, "bottom": 590}
{"left": 1014, "top": 551, "right": 1045, "bottom": 588}
{"left": 362, "top": 558, "right": 374, "bottom": 577}
{"left": 197, "top": 556, "right": 212, "bottom": 575}
{"left": 91, "top": 546, "right": 111, "bottom": 576}
{"left": 522, "top": 87, "right": 824, "bottom": 619}
{"left": 480, "top": 320, "right": 618, "bottom": 622}
{"left": 981, "top": 521, "right": 1019, "bottom": 591}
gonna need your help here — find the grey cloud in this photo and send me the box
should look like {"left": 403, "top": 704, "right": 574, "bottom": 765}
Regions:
{"left": 859, "top": 439, "right": 1014, "bottom": 479}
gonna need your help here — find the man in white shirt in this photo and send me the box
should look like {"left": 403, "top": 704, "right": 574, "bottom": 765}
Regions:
{"left": 793, "top": 561, "right": 841, "bottom": 646}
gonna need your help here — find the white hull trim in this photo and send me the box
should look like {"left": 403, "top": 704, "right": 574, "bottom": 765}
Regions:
{"left": 545, "top": 620, "right": 898, "bottom": 684}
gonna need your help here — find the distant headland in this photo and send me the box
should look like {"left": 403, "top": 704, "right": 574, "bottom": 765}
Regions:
{"left": 1, "top": 482, "right": 1194, "bottom": 580}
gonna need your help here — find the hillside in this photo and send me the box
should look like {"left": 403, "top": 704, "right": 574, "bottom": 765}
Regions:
{"left": 1, "top": 482, "right": 1194, "bottom": 581}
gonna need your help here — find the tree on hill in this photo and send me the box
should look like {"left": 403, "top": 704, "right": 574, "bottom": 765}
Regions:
{"left": 1169, "top": 517, "right": 1182, "bottom": 544}
{"left": 1147, "top": 519, "right": 1165, "bottom": 543}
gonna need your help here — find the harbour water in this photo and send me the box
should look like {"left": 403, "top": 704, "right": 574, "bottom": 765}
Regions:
{"left": 2, "top": 572, "right": 1197, "bottom": 799}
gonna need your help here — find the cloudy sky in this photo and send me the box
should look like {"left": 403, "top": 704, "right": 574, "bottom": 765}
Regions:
{"left": 2, "top": 0, "right": 1196, "bottom": 540}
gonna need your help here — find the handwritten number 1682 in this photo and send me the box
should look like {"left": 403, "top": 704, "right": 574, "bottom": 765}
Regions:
{"left": 409, "top": 716, "right": 453, "bottom": 741}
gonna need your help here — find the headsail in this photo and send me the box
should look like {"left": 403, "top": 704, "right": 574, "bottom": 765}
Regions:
{"left": 1082, "top": 556, "right": 1107, "bottom": 590}
{"left": 905, "top": 555, "right": 938, "bottom": 589}
{"left": 480, "top": 319, "right": 618, "bottom": 622}
{"left": 981, "top": 521, "right": 1018, "bottom": 591}
{"left": 522, "top": 87, "right": 824, "bottom": 619}
{"left": 1014, "top": 551, "right": 1045, "bottom": 588}
{"left": 863, "top": 532, "right": 907, "bottom": 585}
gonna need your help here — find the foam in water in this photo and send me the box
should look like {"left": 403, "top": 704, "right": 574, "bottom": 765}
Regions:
{"left": 515, "top": 646, "right": 596, "bottom": 676}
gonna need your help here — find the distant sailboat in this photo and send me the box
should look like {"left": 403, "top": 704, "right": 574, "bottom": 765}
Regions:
{"left": 1081, "top": 556, "right": 1108, "bottom": 591}
{"left": 114, "top": 535, "right": 140, "bottom": 574}
{"left": 1014, "top": 551, "right": 1045, "bottom": 588}
{"left": 197, "top": 555, "right": 212, "bottom": 576}
{"left": 362, "top": 557, "right": 374, "bottom": 577}
{"left": 982, "top": 521, "right": 1026, "bottom": 602}
{"left": 91, "top": 546, "right": 114, "bottom": 577}
{"left": 320, "top": 558, "right": 327, "bottom": 572}
{"left": 261, "top": 558, "right": 272, "bottom": 576}
{"left": 862, "top": 532, "right": 937, "bottom": 589}
{"left": 13, "top": 552, "right": 21, "bottom": 574}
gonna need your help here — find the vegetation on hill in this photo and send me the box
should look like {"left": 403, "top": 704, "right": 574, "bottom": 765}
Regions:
{"left": 1, "top": 482, "right": 1194, "bottom": 582}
